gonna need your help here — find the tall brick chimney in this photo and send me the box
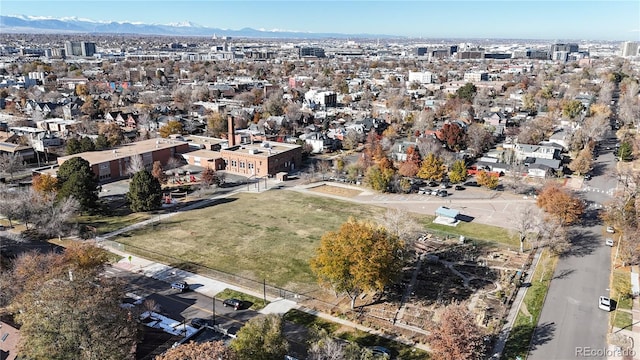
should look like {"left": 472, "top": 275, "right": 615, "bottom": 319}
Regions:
{"left": 227, "top": 115, "right": 235, "bottom": 147}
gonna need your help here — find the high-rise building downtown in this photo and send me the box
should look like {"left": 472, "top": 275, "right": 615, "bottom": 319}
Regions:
{"left": 621, "top": 41, "right": 639, "bottom": 57}
{"left": 64, "top": 41, "right": 96, "bottom": 57}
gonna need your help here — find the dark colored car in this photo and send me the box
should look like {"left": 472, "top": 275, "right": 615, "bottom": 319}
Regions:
{"left": 426, "top": 181, "right": 438, "bottom": 187}
{"left": 368, "top": 346, "right": 391, "bottom": 358}
{"left": 584, "top": 174, "right": 592, "bottom": 180}
{"left": 465, "top": 181, "right": 480, "bottom": 187}
{"left": 437, "top": 190, "right": 448, "bottom": 197}
{"left": 454, "top": 185, "right": 465, "bottom": 190}
{"left": 223, "top": 298, "right": 243, "bottom": 310}
{"left": 170, "top": 281, "right": 189, "bottom": 292}
{"left": 190, "top": 318, "right": 211, "bottom": 328}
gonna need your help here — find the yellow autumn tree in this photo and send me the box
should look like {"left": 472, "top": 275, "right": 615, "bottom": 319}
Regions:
{"left": 159, "top": 120, "right": 183, "bottom": 138}
{"left": 310, "top": 218, "right": 404, "bottom": 309}
{"left": 476, "top": 170, "right": 499, "bottom": 189}
{"left": 417, "top": 153, "right": 446, "bottom": 181}
{"left": 32, "top": 174, "right": 59, "bottom": 194}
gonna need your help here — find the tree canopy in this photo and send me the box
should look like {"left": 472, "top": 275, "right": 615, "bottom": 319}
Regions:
{"left": 127, "top": 169, "right": 162, "bottom": 212}
{"left": 456, "top": 83, "right": 477, "bottom": 102}
{"left": 476, "top": 170, "right": 499, "bottom": 189}
{"left": 427, "top": 302, "right": 485, "bottom": 360}
{"left": 159, "top": 120, "right": 184, "bottom": 138}
{"left": 56, "top": 157, "right": 99, "bottom": 212}
{"left": 536, "top": 183, "right": 584, "bottom": 225}
{"left": 230, "top": 314, "right": 288, "bottom": 360}
{"left": 156, "top": 341, "right": 236, "bottom": 360}
{"left": 310, "top": 218, "right": 404, "bottom": 309}
{"left": 7, "top": 242, "right": 138, "bottom": 360}
{"left": 448, "top": 159, "right": 468, "bottom": 184}
{"left": 417, "top": 153, "right": 446, "bottom": 181}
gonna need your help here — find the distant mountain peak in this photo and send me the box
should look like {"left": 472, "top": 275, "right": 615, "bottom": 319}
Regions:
{"left": 0, "top": 14, "right": 400, "bottom": 39}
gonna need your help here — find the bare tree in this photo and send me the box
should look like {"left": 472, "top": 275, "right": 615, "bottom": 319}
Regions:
{"left": 376, "top": 208, "right": 423, "bottom": 246}
{"left": 35, "top": 195, "right": 80, "bottom": 240}
{"left": 510, "top": 205, "right": 539, "bottom": 253}
{"left": 0, "top": 153, "right": 24, "bottom": 181}
{"left": 308, "top": 336, "right": 346, "bottom": 360}
{"left": 316, "top": 160, "right": 332, "bottom": 180}
{"left": 126, "top": 154, "right": 145, "bottom": 175}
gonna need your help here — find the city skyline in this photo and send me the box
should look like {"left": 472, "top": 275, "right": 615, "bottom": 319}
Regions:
{"left": 2, "top": 0, "right": 640, "bottom": 41}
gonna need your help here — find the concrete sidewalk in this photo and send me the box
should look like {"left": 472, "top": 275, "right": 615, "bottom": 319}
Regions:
{"left": 490, "top": 248, "right": 542, "bottom": 358}
{"left": 607, "top": 295, "right": 640, "bottom": 360}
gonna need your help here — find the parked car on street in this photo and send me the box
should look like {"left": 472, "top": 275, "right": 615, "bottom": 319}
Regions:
{"left": 465, "top": 181, "right": 480, "bottom": 187}
{"left": 223, "top": 298, "right": 243, "bottom": 310}
{"left": 599, "top": 296, "right": 612, "bottom": 311}
{"left": 606, "top": 226, "right": 615, "bottom": 234}
{"left": 605, "top": 238, "right": 615, "bottom": 247}
{"left": 454, "top": 185, "right": 465, "bottom": 191}
{"left": 190, "top": 318, "right": 211, "bottom": 328}
{"left": 170, "top": 281, "right": 189, "bottom": 292}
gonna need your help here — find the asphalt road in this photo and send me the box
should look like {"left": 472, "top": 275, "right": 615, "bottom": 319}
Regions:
{"left": 104, "top": 266, "right": 310, "bottom": 357}
{"left": 528, "top": 138, "right": 617, "bottom": 360}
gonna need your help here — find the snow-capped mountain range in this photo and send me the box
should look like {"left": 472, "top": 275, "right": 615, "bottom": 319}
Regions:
{"left": 0, "top": 15, "right": 399, "bottom": 39}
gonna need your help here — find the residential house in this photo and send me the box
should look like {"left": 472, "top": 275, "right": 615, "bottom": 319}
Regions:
{"left": 526, "top": 158, "right": 562, "bottom": 177}
{"left": 513, "top": 142, "right": 563, "bottom": 161}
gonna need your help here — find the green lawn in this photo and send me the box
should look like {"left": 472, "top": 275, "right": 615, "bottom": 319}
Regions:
{"left": 612, "top": 310, "right": 633, "bottom": 330}
{"left": 503, "top": 249, "right": 558, "bottom": 360}
{"left": 116, "top": 191, "right": 385, "bottom": 290}
{"left": 420, "top": 216, "right": 516, "bottom": 248}
{"left": 78, "top": 211, "right": 152, "bottom": 235}
{"left": 283, "top": 308, "right": 340, "bottom": 334}
{"left": 215, "top": 288, "right": 268, "bottom": 311}
{"left": 612, "top": 270, "right": 633, "bottom": 310}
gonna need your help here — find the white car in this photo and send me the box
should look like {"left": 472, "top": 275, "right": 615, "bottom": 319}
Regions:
{"left": 599, "top": 296, "right": 612, "bottom": 311}
{"left": 605, "top": 238, "right": 615, "bottom": 247}
{"left": 606, "top": 226, "right": 615, "bottom": 234}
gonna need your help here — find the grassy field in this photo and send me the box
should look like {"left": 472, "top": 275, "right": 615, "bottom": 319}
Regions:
{"left": 283, "top": 309, "right": 429, "bottom": 359}
{"left": 612, "top": 310, "right": 633, "bottom": 330}
{"left": 612, "top": 270, "right": 633, "bottom": 310}
{"left": 215, "top": 288, "right": 268, "bottom": 311}
{"left": 78, "top": 211, "right": 152, "bottom": 235}
{"left": 117, "top": 191, "right": 385, "bottom": 290}
{"left": 420, "top": 216, "right": 516, "bottom": 248}
{"left": 503, "top": 249, "right": 558, "bottom": 360}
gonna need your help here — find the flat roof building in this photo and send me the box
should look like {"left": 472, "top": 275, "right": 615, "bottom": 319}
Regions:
{"left": 57, "top": 138, "right": 190, "bottom": 182}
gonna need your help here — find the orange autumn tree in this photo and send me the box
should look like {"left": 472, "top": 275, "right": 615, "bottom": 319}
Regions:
{"left": 32, "top": 174, "right": 59, "bottom": 194}
{"left": 310, "top": 218, "right": 404, "bottom": 309}
{"left": 427, "top": 302, "right": 486, "bottom": 360}
{"left": 397, "top": 145, "right": 421, "bottom": 178}
{"left": 156, "top": 341, "right": 236, "bottom": 360}
{"left": 536, "top": 183, "right": 585, "bottom": 225}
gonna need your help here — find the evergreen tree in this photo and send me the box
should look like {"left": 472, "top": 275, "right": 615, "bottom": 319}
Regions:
{"left": 618, "top": 141, "right": 633, "bottom": 162}
{"left": 66, "top": 138, "right": 82, "bottom": 155}
{"left": 95, "top": 133, "right": 109, "bottom": 150}
{"left": 79, "top": 137, "right": 96, "bottom": 152}
{"left": 127, "top": 169, "right": 162, "bottom": 212}
{"left": 56, "top": 157, "right": 99, "bottom": 212}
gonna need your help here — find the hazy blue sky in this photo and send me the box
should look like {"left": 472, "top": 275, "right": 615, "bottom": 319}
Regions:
{"left": 3, "top": 0, "right": 640, "bottom": 41}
